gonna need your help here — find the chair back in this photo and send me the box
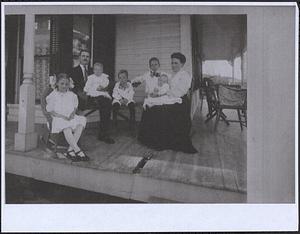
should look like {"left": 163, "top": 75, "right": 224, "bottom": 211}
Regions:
{"left": 41, "top": 86, "right": 54, "bottom": 129}
{"left": 203, "top": 78, "right": 218, "bottom": 103}
{"left": 218, "top": 85, "right": 247, "bottom": 108}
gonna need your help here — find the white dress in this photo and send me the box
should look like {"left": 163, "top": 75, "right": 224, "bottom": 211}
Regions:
{"left": 143, "top": 83, "right": 182, "bottom": 108}
{"left": 112, "top": 82, "right": 135, "bottom": 106}
{"left": 46, "top": 90, "right": 87, "bottom": 133}
{"left": 83, "top": 73, "right": 111, "bottom": 99}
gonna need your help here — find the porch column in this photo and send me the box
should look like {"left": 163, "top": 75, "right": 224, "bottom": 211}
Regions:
{"left": 14, "top": 13, "right": 38, "bottom": 151}
{"left": 180, "top": 15, "right": 192, "bottom": 75}
{"left": 180, "top": 15, "right": 199, "bottom": 119}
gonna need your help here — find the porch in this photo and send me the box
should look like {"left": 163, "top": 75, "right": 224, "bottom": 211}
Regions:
{"left": 6, "top": 102, "right": 246, "bottom": 203}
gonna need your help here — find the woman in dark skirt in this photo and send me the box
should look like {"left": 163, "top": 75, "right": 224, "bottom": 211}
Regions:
{"left": 138, "top": 52, "right": 197, "bottom": 154}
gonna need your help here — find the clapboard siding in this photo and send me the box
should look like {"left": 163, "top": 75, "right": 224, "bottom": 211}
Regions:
{"left": 115, "top": 15, "right": 181, "bottom": 103}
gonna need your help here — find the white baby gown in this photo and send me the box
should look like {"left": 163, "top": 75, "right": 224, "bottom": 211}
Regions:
{"left": 83, "top": 73, "right": 111, "bottom": 99}
{"left": 143, "top": 83, "right": 182, "bottom": 109}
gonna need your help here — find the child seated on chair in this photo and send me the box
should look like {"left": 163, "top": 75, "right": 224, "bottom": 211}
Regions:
{"left": 112, "top": 69, "right": 135, "bottom": 126}
{"left": 143, "top": 74, "right": 182, "bottom": 109}
{"left": 46, "top": 73, "right": 89, "bottom": 162}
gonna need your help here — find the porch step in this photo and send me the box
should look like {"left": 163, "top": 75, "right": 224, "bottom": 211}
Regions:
{"left": 6, "top": 150, "right": 246, "bottom": 203}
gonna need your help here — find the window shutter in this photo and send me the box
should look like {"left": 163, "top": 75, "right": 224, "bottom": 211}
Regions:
{"left": 93, "top": 15, "right": 116, "bottom": 94}
{"left": 50, "top": 15, "right": 73, "bottom": 75}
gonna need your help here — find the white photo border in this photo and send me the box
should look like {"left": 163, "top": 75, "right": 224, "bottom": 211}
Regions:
{"left": 1, "top": 1, "right": 298, "bottom": 232}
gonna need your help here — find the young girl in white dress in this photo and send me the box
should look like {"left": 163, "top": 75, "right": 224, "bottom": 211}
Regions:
{"left": 46, "top": 73, "right": 89, "bottom": 161}
{"left": 143, "top": 74, "right": 182, "bottom": 109}
{"left": 112, "top": 70, "right": 135, "bottom": 126}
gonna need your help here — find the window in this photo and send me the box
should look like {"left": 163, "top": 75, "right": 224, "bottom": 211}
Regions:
{"left": 72, "top": 16, "right": 92, "bottom": 67}
{"left": 34, "top": 15, "right": 51, "bottom": 102}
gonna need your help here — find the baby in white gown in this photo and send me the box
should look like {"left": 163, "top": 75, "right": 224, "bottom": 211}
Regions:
{"left": 143, "top": 74, "right": 182, "bottom": 109}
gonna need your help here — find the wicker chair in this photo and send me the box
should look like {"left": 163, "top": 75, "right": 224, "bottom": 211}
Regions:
{"left": 214, "top": 85, "right": 247, "bottom": 131}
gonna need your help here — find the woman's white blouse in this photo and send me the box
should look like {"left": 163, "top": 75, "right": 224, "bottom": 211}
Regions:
{"left": 169, "top": 69, "right": 192, "bottom": 98}
{"left": 46, "top": 90, "right": 78, "bottom": 117}
{"left": 112, "top": 82, "right": 135, "bottom": 101}
{"left": 84, "top": 73, "right": 110, "bottom": 98}
{"left": 132, "top": 70, "right": 169, "bottom": 95}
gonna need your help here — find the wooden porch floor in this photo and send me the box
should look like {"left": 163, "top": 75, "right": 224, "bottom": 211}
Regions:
{"left": 5, "top": 102, "right": 246, "bottom": 202}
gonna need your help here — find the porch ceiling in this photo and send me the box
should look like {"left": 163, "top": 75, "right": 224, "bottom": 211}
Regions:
{"left": 196, "top": 15, "right": 247, "bottom": 61}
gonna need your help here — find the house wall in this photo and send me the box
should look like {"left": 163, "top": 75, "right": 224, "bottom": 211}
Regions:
{"left": 115, "top": 15, "right": 181, "bottom": 103}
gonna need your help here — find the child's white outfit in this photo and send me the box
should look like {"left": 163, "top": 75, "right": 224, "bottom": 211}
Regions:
{"left": 132, "top": 70, "right": 169, "bottom": 95}
{"left": 143, "top": 83, "right": 182, "bottom": 109}
{"left": 46, "top": 89, "right": 87, "bottom": 133}
{"left": 83, "top": 73, "right": 111, "bottom": 99}
{"left": 112, "top": 81, "right": 135, "bottom": 106}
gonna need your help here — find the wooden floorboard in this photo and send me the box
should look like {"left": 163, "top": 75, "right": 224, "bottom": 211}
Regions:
{"left": 5, "top": 101, "right": 246, "bottom": 194}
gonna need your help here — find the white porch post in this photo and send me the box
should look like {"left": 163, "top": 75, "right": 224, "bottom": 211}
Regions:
{"left": 14, "top": 13, "right": 38, "bottom": 151}
{"left": 180, "top": 15, "right": 192, "bottom": 75}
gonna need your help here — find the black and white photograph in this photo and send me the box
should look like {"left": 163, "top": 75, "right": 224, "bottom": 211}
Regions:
{"left": 1, "top": 2, "right": 298, "bottom": 232}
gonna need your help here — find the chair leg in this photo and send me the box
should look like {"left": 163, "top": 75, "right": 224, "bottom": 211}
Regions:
{"left": 112, "top": 104, "right": 120, "bottom": 127}
{"left": 199, "top": 95, "right": 204, "bottom": 112}
{"left": 220, "top": 111, "right": 230, "bottom": 126}
{"left": 244, "top": 109, "right": 247, "bottom": 127}
{"left": 214, "top": 108, "right": 221, "bottom": 131}
{"left": 51, "top": 134, "right": 58, "bottom": 153}
{"left": 46, "top": 132, "right": 51, "bottom": 144}
{"left": 237, "top": 109, "right": 243, "bottom": 131}
{"left": 113, "top": 112, "right": 118, "bottom": 127}
{"left": 205, "top": 110, "right": 217, "bottom": 123}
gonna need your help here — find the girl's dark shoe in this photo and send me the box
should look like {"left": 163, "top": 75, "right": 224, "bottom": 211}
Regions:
{"left": 75, "top": 150, "right": 90, "bottom": 161}
{"left": 64, "top": 150, "right": 79, "bottom": 162}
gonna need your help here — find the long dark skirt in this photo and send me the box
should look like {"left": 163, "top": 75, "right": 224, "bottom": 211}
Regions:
{"left": 138, "top": 95, "right": 197, "bottom": 154}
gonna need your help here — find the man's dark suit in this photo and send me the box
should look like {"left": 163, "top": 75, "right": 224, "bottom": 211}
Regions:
{"left": 70, "top": 65, "right": 112, "bottom": 138}
{"left": 70, "top": 65, "right": 93, "bottom": 94}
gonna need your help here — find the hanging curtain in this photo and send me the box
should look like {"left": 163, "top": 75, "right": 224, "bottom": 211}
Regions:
{"left": 93, "top": 15, "right": 116, "bottom": 94}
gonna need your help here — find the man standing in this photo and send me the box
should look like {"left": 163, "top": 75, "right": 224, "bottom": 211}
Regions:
{"left": 70, "top": 50, "right": 115, "bottom": 144}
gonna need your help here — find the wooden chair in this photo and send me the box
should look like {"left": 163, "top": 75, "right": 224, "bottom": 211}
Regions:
{"left": 203, "top": 78, "right": 229, "bottom": 125}
{"left": 214, "top": 85, "right": 247, "bottom": 131}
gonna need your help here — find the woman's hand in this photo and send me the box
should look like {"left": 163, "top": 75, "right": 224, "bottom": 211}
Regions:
{"left": 69, "top": 110, "right": 76, "bottom": 120}
{"left": 96, "top": 85, "right": 104, "bottom": 91}
{"left": 50, "top": 111, "right": 70, "bottom": 121}
{"left": 167, "top": 90, "right": 174, "bottom": 97}
{"left": 120, "top": 98, "right": 127, "bottom": 105}
{"left": 58, "top": 113, "right": 70, "bottom": 121}
{"left": 62, "top": 116, "right": 71, "bottom": 121}
{"left": 132, "top": 81, "right": 141, "bottom": 88}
